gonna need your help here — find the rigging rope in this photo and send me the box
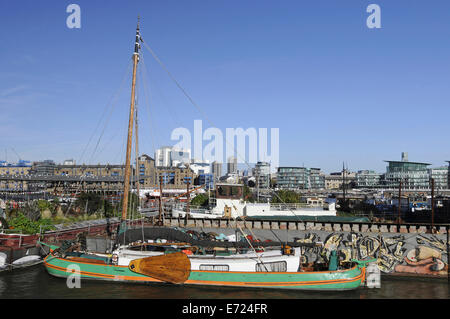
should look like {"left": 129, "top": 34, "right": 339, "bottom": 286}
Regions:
{"left": 139, "top": 53, "right": 162, "bottom": 156}
{"left": 141, "top": 51, "right": 183, "bottom": 129}
{"left": 140, "top": 35, "right": 305, "bottom": 224}
{"left": 78, "top": 60, "right": 132, "bottom": 165}
{"left": 88, "top": 62, "right": 133, "bottom": 165}
{"left": 64, "top": 61, "right": 133, "bottom": 217}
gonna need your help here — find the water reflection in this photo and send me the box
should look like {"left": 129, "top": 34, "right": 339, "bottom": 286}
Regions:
{"left": 0, "top": 265, "right": 448, "bottom": 299}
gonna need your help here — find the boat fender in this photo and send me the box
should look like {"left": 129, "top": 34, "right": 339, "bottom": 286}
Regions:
{"left": 328, "top": 250, "right": 338, "bottom": 271}
{"left": 112, "top": 254, "right": 118, "bottom": 265}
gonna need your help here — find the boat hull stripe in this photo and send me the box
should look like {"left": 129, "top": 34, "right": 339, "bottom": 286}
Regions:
{"left": 44, "top": 255, "right": 365, "bottom": 288}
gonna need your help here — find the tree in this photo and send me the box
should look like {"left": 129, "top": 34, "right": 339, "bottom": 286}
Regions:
{"left": 271, "top": 190, "right": 300, "bottom": 203}
{"left": 243, "top": 185, "right": 255, "bottom": 202}
{"left": 8, "top": 212, "right": 54, "bottom": 234}
{"left": 118, "top": 192, "right": 140, "bottom": 219}
{"left": 191, "top": 193, "right": 209, "bottom": 207}
{"left": 75, "top": 192, "right": 103, "bottom": 215}
{"left": 37, "top": 199, "right": 53, "bottom": 213}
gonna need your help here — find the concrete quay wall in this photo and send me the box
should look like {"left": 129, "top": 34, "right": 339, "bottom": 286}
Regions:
{"left": 162, "top": 217, "right": 448, "bottom": 234}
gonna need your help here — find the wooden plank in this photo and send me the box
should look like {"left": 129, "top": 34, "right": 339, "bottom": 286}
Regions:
{"left": 66, "top": 256, "right": 106, "bottom": 265}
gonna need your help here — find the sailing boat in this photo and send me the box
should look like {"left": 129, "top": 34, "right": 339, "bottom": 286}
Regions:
{"left": 40, "top": 21, "right": 374, "bottom": 291}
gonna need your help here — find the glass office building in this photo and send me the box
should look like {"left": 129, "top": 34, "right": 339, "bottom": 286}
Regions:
{"left": 253, "top": 162, "right": 270, "bottom": 189}
{"left": 277, "top": 167, "right": 324, "bottom": 190}
{"left": 277, "top": 167, "right": 309, "bottom": 190}
{"left": 309, "top": 168, "right": 325, "bottom": 189}
{"left": 356, "top": 170, "right": 382, "bottom": 188}
{"left": 384, "top": 160, "right": 430, "bottom": 190}
{"left": 198, "top": 173, "right": 214, "bottom": 190}
{"left": 447, "top": 161, "right": 450, "bottom": 189}
{"left": 428, "top": 166, "right": 448, "bottom": 190}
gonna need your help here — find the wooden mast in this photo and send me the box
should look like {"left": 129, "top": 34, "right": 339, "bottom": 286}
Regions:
{"left": 158, "top": 175, "right": 164, "bottom": 224}
{"left": 397, "top": 180, "right": 402, "bottom": 227}
{"left": 121, "top": 20, "right": 141, "bottom": 221}
{"left": 135, "top": 98, "right": 140, "bottom": 210}
{"left": 431, "top": 178, "right": 435, "bottom": 233}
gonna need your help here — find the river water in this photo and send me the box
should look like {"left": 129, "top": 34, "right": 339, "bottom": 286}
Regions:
{"left": 0, "top": 264, "right": 448, "bottom": 299}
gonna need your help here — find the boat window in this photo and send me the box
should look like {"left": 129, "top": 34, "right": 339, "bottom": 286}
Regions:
{"left": 255, "top": 261, "right": 287, "bottom": 272}
{"left": 199, "top": 264, "right": 229, "bottom": 271}
{"left": 128, "top": 245, "right": 166, "bottom": 252}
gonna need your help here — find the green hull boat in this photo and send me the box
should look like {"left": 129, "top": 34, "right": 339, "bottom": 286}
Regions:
{"left": 42, "top": 242, "right": 369, "bottom": 291}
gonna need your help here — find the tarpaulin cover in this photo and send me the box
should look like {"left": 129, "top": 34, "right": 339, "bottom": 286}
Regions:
{"left": 117, "top": 226, "right": 315, "bottom": 248}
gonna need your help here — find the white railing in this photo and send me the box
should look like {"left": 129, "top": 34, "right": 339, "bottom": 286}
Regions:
{"left": 269, "top": 203, "right": 325, "bottom": 211}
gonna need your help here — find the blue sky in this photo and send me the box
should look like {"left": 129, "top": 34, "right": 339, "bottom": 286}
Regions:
{"left": 0, "top": 0, "right": 449, "bottom": 173}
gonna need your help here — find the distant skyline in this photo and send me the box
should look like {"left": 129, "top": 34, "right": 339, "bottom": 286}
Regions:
{"left": 1, "top": 1, "right": 449, "bottom": 173}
